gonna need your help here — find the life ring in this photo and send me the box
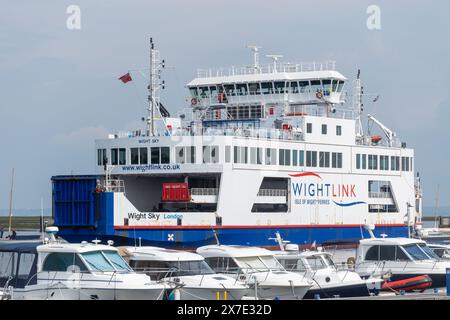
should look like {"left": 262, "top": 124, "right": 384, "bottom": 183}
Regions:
{"left": 347, "top": 257, "right": 356, "bottom": 269}
{"left": 316, "top": 91, "right": 323, "bottom": 99}
{"left": 191, "top": 97, "right": 198, "bottom": 106}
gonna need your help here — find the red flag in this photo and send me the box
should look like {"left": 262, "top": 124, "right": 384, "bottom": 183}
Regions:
{"left": 118, "top": 72, "right": 132, "bottom": 83}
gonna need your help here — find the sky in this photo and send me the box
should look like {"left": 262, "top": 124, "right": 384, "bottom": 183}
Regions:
{"left": 0, "top": 0, "right": 449, "bottom": 213}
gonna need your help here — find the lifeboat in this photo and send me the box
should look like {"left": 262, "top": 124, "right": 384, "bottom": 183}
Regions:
{"left": 370, "top": 135, "right": 383, "bottom": 143}
{"left": 381, "top": 275, "right": 432, "bottom": 293}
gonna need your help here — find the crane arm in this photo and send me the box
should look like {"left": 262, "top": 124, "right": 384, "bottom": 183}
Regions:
{"left": 367, "top": 114, "right": 395, "bottom": 146}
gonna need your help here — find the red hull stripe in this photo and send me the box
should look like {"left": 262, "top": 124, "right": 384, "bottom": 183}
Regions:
{"left": 113, "top": 223, "right": 406, "bottom": 230}
{"left": 288, "top": 172, "right": 322, "bottom": 179}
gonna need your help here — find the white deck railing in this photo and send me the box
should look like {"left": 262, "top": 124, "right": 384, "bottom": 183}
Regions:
{"left": 257, "top": 189, "right": 287, "bottom": 197}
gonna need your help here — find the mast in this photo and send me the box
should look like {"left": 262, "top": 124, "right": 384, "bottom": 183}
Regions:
{"left": 246, "top": 45, "right": 262, "bottom": 73}
{"left": 354, "top": 69, "right": 364, "bottom": 138}
{"left": 147, "top": 37, "right": 165, "bottom": 136}
{"left": 434, "top": 184, "right": 440, "bottom": 229}
{"left": 8, "top": 168, "right": 14, "bottom": 233}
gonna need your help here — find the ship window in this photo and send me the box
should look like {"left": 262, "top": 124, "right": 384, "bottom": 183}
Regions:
{"left": 199, "top": 86, "right": 209, "bottom": 98}
{"left": 203, "top": 145, "right": 219, "bottom": 164}
{"left": 365, "top": 246, "right": 380, "bottom": 261}
{"left": 119, "top": 148, "right": 126, "bottom": 165}
{"left": 265, "top": 148, "right": 277, "bottom": 165}
{"left": 401, "top": 156, "right": 410, "bottom": 172}
{"left": 260, "top": 82, "right": 273, "bottom": 94}
{"left": 299, "top": 150, "right": 304, "bottom": 166}
{"left": 250, "top": 147, "right": 262, "bottom": 165}
{"left": 332, "top": 152, "right": 342, "bottom": 168}
{"left": 306, "top": 123, "right": 312, "bottom": 133}
{"left": 235, "top": 83, "right": 248, "bottom": 96}
{"left": 390, "top": 156, "right": 400, "bottom": 171}
{"left": 43, "top": 253, "right": 88, "bottom": 272}
{"left": 362, "top": 154, "right": 367, "bottom": 169}
{"left": 209, "top": 85, "right": 217, "bottom": 97}
{"left": 322, "top": 79, "right": 331, "bottom": 96}
{"left": 332, "top": 79, "right": 338, "bottom": 92}
{"left": 224, "top": 84, "right": 235, "bottom": 96}
{"left": 380, "top": 155, "right": 389, "bottom": 170}
{"left": 274, "top": 81, "right": 286, "bottom": 94}
{"left": 379, "top": 246, "right": 396, "bottom": 261}
{"left": 310, "top": 80, "right": 321, "bottom": 94}
{"left": 131, "top": 148, "right": 139, "bottom": 165}
{"left": 161, "top": 147, "right": 170, "bottom": 164}
{"left": 337, "top": 80, "right": 344, "bottom": 92}
{"left": 368, "top": 154, "right": 378, "bottom": 170}
{"left": 234, "top": 146, "right": 238, "bottom": 163}
{"left": 306, "top": 151, "right": 317, "bottom": 167}
{"left": 290, "top": 81, "right": 299, "bottom": 94}
{"left": 292, "top": 149, "right": 298, "bottom": 166}
{"left": 176, "top": 147, "right": 185, "bottom": 164}
{"left": 319, "top": 152, "right": 330, "bottom": 168}
{"left": 299, "top": 81, "right": 309, "bottom": 93}
{"left": 233, "top": 146, "right": 247, "bottom": 164}
{"left": 111, "top": 149, "right": 118, "bottom": 165}
{"left": 279, "top": 149, "right": 291, "bottom": 166}
{"left": 410, "top": 157, "right": 413, "bottom": 171}
{"left": 225, "top": 146, "right": 231, "bottom": 163}
{"left": 139, "top": 147, "right": 148, "bottom": 164}
{"left": 151, "top": 147, "right": 160, "bottom": 164}
{"left": 97, "top": 149, "right": 107, "bottom": 166}
{"left": 248, "top": 83, "right": 259, "bottom": 95}
{"left": 187, "top": 146, "right": 196, "bottom": 164}
{"left": 189, "top": 87, "right": 198, "bottom": 97}
{"left": 356, "top": 154, "right": 361, "bottom": 169}
{"left": 321, "top": 124, "right": 327, "bottom": 135}
{"left": 336, "top": 125, "right": 342, "bottom": 136}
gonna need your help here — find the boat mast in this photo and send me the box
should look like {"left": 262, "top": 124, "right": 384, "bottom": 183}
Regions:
{"left": 354, "top": 69, "right": 364, "bottom": 138}
{"left": 147, "top": 37, "right": 165, "bottom": 136}
{"left": 8, "top": 168, "right": 14, "bottom": 233}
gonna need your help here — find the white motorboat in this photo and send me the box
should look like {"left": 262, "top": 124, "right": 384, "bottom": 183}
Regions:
{"left": 196, "top": 245, "right": 312, "bottom": 299}
{"left": 121, "top": 246, "right": 249, "bottom": 300}
{"left": 427, "top": 243, "right": 450, "bottom": 259}
{"left": 0, "top": 228, "right": 168, "bottom": 300}
{"left": 274, "top": 249, "right": 382, "bottom": 298}
{"left": 355, "top": 237, "right": 450, "bottom": 288}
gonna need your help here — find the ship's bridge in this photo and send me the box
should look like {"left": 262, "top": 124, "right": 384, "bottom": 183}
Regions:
{"left": 186, "top": 61, "right": 347, "bottom": 111}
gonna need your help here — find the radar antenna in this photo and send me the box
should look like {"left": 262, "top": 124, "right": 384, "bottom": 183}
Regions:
{"left": 266, "top": 54, "right": 283, "bottom": 73}
{"left": 246, "top": 45, "right": 262, "bottom": 73}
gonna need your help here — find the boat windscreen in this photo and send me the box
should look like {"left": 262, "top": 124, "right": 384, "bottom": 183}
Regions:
{"left": 81, "top": 251, "right": 115, "bottom": 272}
{"left": 102, "top": 251, "right": 133, "bottom": 272}
{"left": 417, "top": 244, "right": 440, "bottom": 260}
{"left": 402, "top": 244, "right": 432, "bottom": 261}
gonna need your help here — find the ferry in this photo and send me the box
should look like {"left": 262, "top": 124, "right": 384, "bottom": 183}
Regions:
{"left": 51, "top": 39, "right": 422, "bottom": 249}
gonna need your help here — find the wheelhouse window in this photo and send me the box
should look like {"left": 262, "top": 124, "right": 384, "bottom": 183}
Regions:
{"left": 203, "top": 145, "right": 219, "bottom": 164}
{"left": 401, "top": 156, "right": 410, "bottom": 172}
{"left": 274, "top": 81, "right": 286, "bottom": 94}
{"left": 299, "top": 150, "right": 304, "bottom": 166}
{"left": 235, "top": 83, "right": 248, "bottom": 96}
{"left": 306, "top": 123, "right": 312, "bottom": 133}
{"left": 161, "top": 147, "right": 170, "bottom": 164}
{"left": 151, "top": 147, "right": 160, "bottom": 164}
{"left": 224, "top": 84, "right": 235, "bottom": 96}
{"left": 299, "top": 81, "right": 309, "bottom": 93}
{"left": 119, "top": 148, "right": 126, "bottom": 165}
{"left": 248, "top": 82, "right": 259, "bottom": 95}
{"left": 97, "top": 149, "right": 107, "bottom": 166}
{"left": 292, "top": 149, "right": 298, "bottom": 166}
{"left": 42, "top": 253, "right": 88, "bottom": 272}
{"left": 260, "top": 82, "right": 273, "bottom": 94}
{"left": 322, "top": 79, "right": 331, "bottom": 96}
{"left": 189, "top": 87, "right": 198, "bottom": 97}
{"left": 175, "top": 146, "right": 194, "bottom": 164}
{"left": 290, "top": 81, "right": 299, "bottom": 94}
{"left": 225, "top": 145, "right": 231, "bottom": 163}
{"left": 111, "top": 148, "right": 118, "bottom": 165}
{"left": 131, "top": 148, "right": 139, "bottom": 165}
{"left": 140, "top": 147, "right": 148, "bottom": 164}
{"left": 310, "top": 80, "right": 321, "bottom": 94}
{"left": 199, "top": 86, "right": 209, "bottom": 98}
